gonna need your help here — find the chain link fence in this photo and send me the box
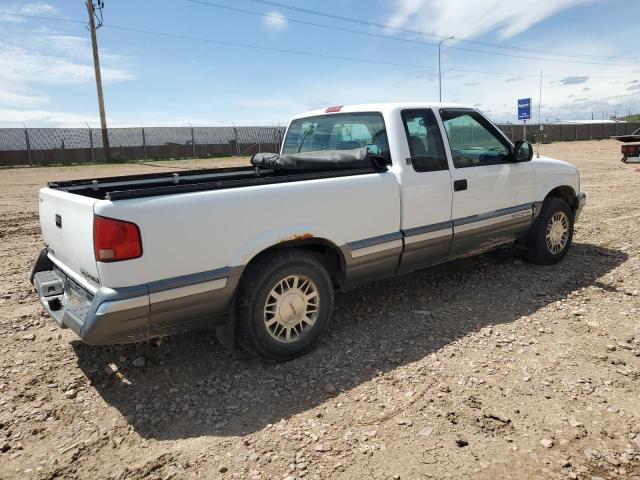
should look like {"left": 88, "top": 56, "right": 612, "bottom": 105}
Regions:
{"left": 0, "top": 126, "right": 284, "bottom": 166}
{"left": 0, "top": 122, "right": 638, "bottom": 167}
{"left": 497, "top": 122, "right": 640, "bottom": 144}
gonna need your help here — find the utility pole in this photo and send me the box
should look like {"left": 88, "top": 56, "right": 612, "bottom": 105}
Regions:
{"left": 438, "top": 36, "right": 454, "bottom": 102}
{"left": 86, "top": 0, "right": 110, "bottom": 161}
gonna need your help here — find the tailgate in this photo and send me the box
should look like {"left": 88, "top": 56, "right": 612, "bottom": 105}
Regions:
{"left": 39, "top": 187, "right": 99, "bottom": 284}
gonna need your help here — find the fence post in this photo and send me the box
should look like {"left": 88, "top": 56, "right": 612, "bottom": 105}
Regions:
{"left": 61, "top": 138, "right": 66, "bottom": 165}
{"left": 233, "top": 126, "right": 239, "bottom": 156}
{"left": 88, "top": 126, "right": 95, "bottom": 163}
{"left": 575, "top": 123, "right": 578, "bottom": 141}
{"left": 190, "top": 125, "right": 196, "bottom": 159}
{"left": 23, "top": 126, "right": 32, "bottom": 166}
{"left": 141, "top": 126, "right": 147, "bottom": 161}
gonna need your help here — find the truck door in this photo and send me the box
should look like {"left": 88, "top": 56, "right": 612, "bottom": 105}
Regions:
{"left": 397, "top": 109, "right": 453, "bottom": 274}
{"left": 438, "top": 108, "right": 535, "bottom": 256}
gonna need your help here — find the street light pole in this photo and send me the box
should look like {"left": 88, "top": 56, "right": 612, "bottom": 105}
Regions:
{"left": 438, "top": 35, "right": 454, "bottom": 102}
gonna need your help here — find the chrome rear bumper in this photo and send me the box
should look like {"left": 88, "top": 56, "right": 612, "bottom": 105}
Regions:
{"left": 33, "top": 264, "right": 150, "bottom": 344}
{"left": 31, "top": 248, "right": 239, "bottom": 344}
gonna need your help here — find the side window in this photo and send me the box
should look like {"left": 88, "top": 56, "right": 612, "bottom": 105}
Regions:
{"left": 401, "top": 109, "right": 448, "bottom": 172}
{"left": 440, "top": 110, "right": 510, "bottom": 168}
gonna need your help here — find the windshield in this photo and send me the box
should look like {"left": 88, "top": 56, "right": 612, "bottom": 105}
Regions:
{"left": 282, "top": 112, "right": 390, "bottom": 161}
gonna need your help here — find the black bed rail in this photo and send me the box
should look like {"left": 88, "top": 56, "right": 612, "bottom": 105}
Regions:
{"left": 105, "top": 168, "right": 379, "bottom": 201}
{"left": 47, "top": 165, "right": 384, "bottom": 201}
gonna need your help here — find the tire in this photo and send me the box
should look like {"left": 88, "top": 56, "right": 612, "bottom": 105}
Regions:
{"left": 525, "top": 197, "right": 574, "bottom": 265}
{"left": 236, "top": 249, "right": 334, "bottom": 361}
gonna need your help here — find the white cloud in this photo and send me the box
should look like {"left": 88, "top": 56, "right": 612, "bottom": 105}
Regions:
{"left": 559, "top": 76, "right": 590, "bottom": 85}
{"left": 0, "top": 90, "right": 49, "bottom": 108}
{"left": 17, "top": 2, "right": 57, "bottom": 14}
{"left": 262, "top": 11, "right": 287, "bottom": 31}
{"left": 0, "top": 2, "right": 58, "bottom": 22}
{"left": 0, "top": 44, "right": 134, "bottom": 86}
{"left": 0, "top": 108, "right": 98, "bottom": 127}
{"left": 0, "top": 20, "right": 134, "bottom": 126}
{"left": 386, "top": 0, "right": 595, "bottom": 39}
{"left": 26, "top": 35, "right": 91, "bottom": 59}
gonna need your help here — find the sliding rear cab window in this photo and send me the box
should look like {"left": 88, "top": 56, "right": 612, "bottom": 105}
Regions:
{"left": 282, "top": 112, "right": 390, "bottom": 162}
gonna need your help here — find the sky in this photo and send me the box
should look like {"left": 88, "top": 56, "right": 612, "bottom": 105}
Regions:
{"left": 0, "top": 0, "right": 639, "bottom": 127}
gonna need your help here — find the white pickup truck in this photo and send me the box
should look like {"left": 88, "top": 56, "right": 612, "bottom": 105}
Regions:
{"left": 32, "top": 103, "right": 586, "bottom": 361}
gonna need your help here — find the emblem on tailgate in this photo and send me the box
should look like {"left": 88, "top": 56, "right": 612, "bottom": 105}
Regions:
{"left": 55, "top": 214, "right": 62, "bottom": 228}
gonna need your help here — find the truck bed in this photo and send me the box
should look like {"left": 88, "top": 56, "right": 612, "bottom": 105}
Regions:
{"left": 48, "top": 165, "right": 382, "bottom": 201}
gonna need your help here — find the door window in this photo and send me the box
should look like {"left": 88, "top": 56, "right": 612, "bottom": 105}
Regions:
{"left": 440, "top": 110, "right": 510, "bottom": 168}
{"left": 401, "top": 109, "right": 448, "bottom": 172}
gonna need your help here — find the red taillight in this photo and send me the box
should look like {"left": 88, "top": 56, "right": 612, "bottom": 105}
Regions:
{"left": 93, "top": 216, "right": 142, "bottom": 262}
{"left": 622, "top": 145, "right": 637, "bottom": 155}
{"left": 325, "top": 105, "right": 343, "bottom": 113}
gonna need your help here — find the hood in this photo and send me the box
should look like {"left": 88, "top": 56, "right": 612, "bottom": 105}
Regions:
{"left": 531, "top": 155, "right": 578, "bottom": 173}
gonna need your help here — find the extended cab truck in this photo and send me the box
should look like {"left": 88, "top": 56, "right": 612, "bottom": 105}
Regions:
{"left": 31, "top": 103, "right": 586, "bottom": 361}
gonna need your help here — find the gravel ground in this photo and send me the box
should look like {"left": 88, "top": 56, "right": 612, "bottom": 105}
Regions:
{"left": 0, "top": 140, "right": 639, "bottom": 480}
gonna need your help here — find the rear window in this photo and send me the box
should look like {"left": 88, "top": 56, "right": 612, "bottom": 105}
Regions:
{"left": 282, "top": 112, "right": 390, "bottom": 161}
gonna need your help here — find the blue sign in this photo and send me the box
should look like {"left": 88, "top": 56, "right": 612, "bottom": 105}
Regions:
{"left": 518, "top": 98, "right": 531, "bottom": 120}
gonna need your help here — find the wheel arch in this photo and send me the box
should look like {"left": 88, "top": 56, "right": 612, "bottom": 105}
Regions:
{"left": 544, "top": 185, "right": 578, "bottom": 211}
{"left": 239, "top": 237, "right": 347, "bottom": 290}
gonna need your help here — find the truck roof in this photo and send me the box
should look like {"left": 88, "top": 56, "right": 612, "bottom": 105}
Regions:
{"left": 291, "top": 102, "right": 473, "bottom": 121}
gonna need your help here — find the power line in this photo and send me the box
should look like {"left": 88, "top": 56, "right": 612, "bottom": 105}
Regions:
{"left": 0, "top": 11, "right": 430, "bottom": 69}
{"left": 186, "top": 0, "right": 640, "bottom": 67}
{"left": 244, "top": 0, "right": 640, "bottom": 63}
{"left": 3, "top": 6, "right": 640, "bottom": 66}
{"left": 92, "top": 24, "right": 640, "bottom": 80}
{"left": 0, "top": 11, "right": 86, "bottom": 24}
{"left": 102, "top": 24, "right": 436, "bottom": 70}
{"left": 1, "top": 10, "right": 639, "bottom": 80}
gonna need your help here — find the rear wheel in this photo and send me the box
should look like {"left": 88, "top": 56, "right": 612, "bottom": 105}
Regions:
{"left": 236, "top": 250, "right": 334, "bottom": 361}
{"left": 525, "top": 197, "right": 574, "bottom": 265}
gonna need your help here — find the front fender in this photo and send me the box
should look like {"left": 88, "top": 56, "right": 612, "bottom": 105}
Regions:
{"left": 532, "top": 163, "right": 579, "bottom": 203}
{"left": 535, "top": 179, "right": 577, "bottom": 203}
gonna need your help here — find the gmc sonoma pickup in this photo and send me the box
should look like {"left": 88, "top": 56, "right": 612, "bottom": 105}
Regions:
{"left": 31, "top": 103, "right": 586, "bottom": 361}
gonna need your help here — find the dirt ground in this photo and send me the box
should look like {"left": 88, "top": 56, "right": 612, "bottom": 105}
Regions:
{"left": 0, "top": 140, "right": 639, "bottom": 480}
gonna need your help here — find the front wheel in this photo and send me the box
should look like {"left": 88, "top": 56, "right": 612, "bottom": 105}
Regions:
{"left": 525, "top": 197, "right": 574, "bottom": 265}
{"left": 236, "top": 250, "right": 334, "bottom": 361}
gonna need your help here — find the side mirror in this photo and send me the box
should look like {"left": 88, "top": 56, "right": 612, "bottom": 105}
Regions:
{"left": 513, "top": 140, "right": 533, "bottom": 162}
